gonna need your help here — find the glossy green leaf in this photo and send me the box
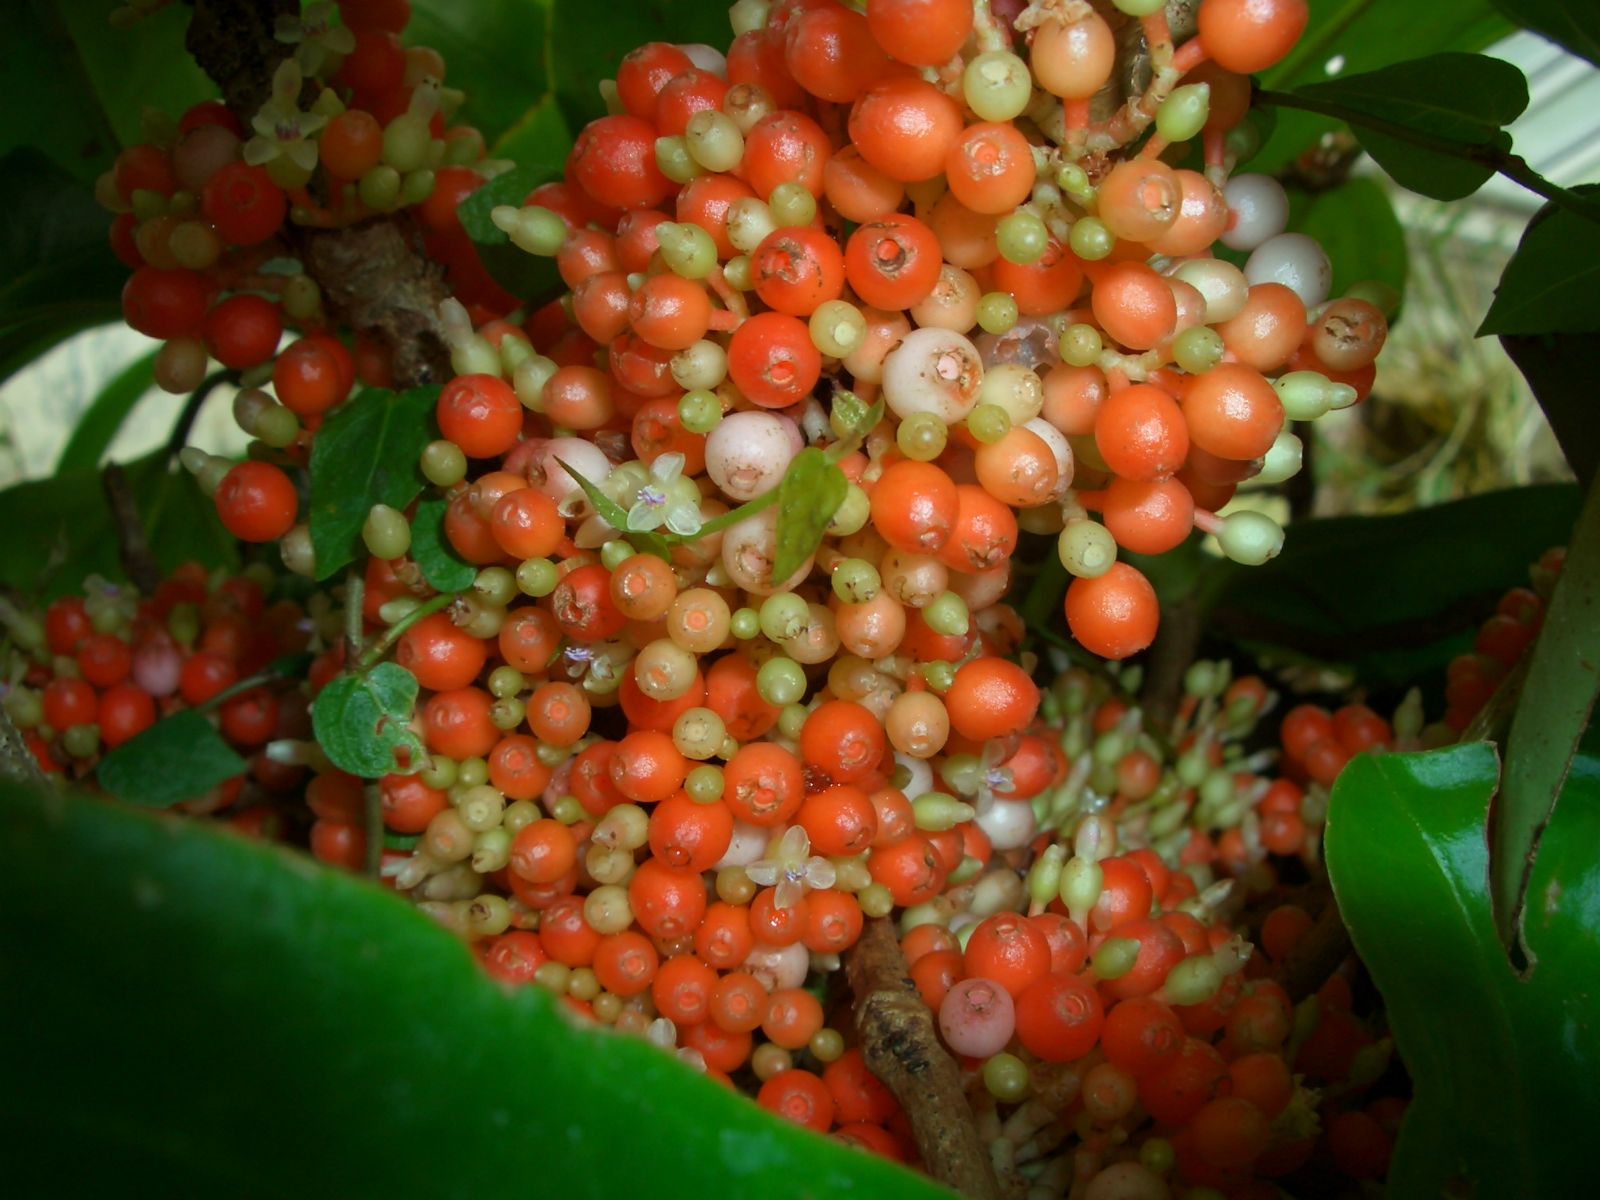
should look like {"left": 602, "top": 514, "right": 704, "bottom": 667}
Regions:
{"left": 1287, "top": 177, "right": 1409, "bottom": 302}
{"left": 1202, "top": 484, "right": 1580, "bottom": 688}
{"left": 1492, "top": 0, "right": 1600, "bottom": 67}
{"left": 1254, "top": 3, "right": 1513, "bottom": 177}
{"left": 410, "top": 496, "right": 477, "bottom": 593}
{"left": 53, "top": 348, "right": 160, "bottom": 473}
{"left": 1480, "top": 191, "right": 1600, "bottom": 337}
{"left": 307, "top": 386, "right": 438, "bottom": 581}
{"left": 1286, "top": 53, "right": 1528, "bottom": 200}
{"left": 491, "top": 92, "right": 573, "bottom": 168}
{"left": 1500, "top": 328, "right": 1600, "bottom": 491}
{"left": 408, "top": 0, "right": 551, "bottom": 145}
{"left": 548, "top": 0, "right": 731, "bottom": 129}
{"left": 95, "top": 710, "right": 246, "bottom": 808}
{"left": 0, "top": 782, "right": 951, "bottom": 1200}
{"left": 55, "top": 0, "right": 212, "bottom": 152}
{"left": 826, "top": 394, "right": 886, "bottom": 464}
{"left": 0, "top": 450, "right": 236, "bottom": 601}
{"left": 310, "top": 662, "right": 426, "bottom": 778}
{"left": 455, "top": 162, "right": 565, "bottom": 303}
{"left": 0, "top": 148, "right": 124, "bottom": 329}
{"left": 1326, "top": 744, "right": 1600, "bottom": 1196}
{"left": 1490, "top": 476, "right": 1600, "bottom": 943}
{"left": 773, "top": 448, "right": 847, "bottom": 584}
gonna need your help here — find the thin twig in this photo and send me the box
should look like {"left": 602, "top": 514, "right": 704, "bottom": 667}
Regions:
{"left": 165, "top": 371, "right": 232, "bottom": 460}
{"left": 101, "top": 463, "right": 161, "bottom": 597}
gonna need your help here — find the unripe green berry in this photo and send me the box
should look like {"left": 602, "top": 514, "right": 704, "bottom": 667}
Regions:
{"left": 1156, "top": 83, "right": 1211, "bottom": 144}
{"left": 1069, "top": 217, "right": 1114, "bottom": 261}
{"left": 362, "top": 503, "right": 411, "bottom": 560}
{"left": 1059, "top": 323, "right": 1103, "bottom": 367}
{"left": 1217, "top": 511, "right": 1285, "bottom": 566}
{"left": 976, "top": 291, "right": 1019, "bottom": 335}
{"left": 1173, "top": 326, "right": 1224, "bottom": 374}
{"left": 996, "top": 210, "right": 1048, "bottom": 265}
{"left": 1059, "top": 518, "right": 1117, "bottom": 578}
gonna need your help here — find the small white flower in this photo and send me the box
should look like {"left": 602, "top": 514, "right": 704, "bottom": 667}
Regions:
{"left": 745, "top": 826, "right": 837, "bottom": 909}
{"left": 243, "top": 60, "right": 327, "bottom": 174}
{"left": 275, "top": 2, "right": 356, "bottom": 77}
{"left": 971, "top": 737, "right": 1019, "bottom": 815}
{"left": 626, "top": 454, "right": 702, "bottom": 536}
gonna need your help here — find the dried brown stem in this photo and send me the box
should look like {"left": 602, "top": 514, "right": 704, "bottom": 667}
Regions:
{"left": 186, "top": 0, "right": 451, "bottom": 388}
{"left": 1277, "top": 894, "right": 1354, "bottom": 1002}
{"left": 845, "top": 917, "right": 1002, "bottom": 1200}
{"left": 101, "top": 463, "right": 161, "bottom": 597}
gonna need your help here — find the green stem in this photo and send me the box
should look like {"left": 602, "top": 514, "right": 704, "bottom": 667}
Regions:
{"left": 674, "top": 486, "right": 781, "bottom": 543}
{"left": 195, "top": 662, "right": 307, "bottom": 715}
{"left": 355, "top": 592, "right": 454, "bottom": 674}
{"left": 363, "top": 784, "right": 383, "bottom": 879}
{"left": 1255, "top": 88, "right": 1600, "bottom": 226}
{"left": 343, "top": 567, "right": 364, "bottom": 665}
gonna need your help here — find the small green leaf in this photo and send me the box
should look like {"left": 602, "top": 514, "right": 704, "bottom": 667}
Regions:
{"left": 308, "top": 386, "right": 438, "bottom": 581}
{"left": 310, "top": 663, "right": 426, "bottom": 779}
{"left": 0, "top": 782, "right": 951, "bottom": 1200}
{"left": 1490, "top": 474, "right": 1600, "bottom": 944}
{"left": 1492, "top": 0, "right": 1600, "bottom": 68}
{"left": 409, "top": 497, "right": 476, "bottom": 593}
{"left": 772, "top": 448, "right": 847, "bottom": 584}
{"left": 1326, "top": 744, "right": 1600, "bottom": 1196}
{"left": 826, "top": 393, "right": 886, "bottom": 463}
{"left": 53, "top": 349, "right": 160, "bottom": 473}
{"left": 556, "top": 457, "right": 629, "bottom": 529}
{"left": 1289, "top": 53, "right": 1529, "bottom": 200}
{"left": 1480, "top": 191, "right": 1600, "bottom": 337}
{"left": 1288, "top": 177, "right": 1409, "bottom": 304}
{"left": 96, "top": 710, "right": 246, "bottom": 808}
{"left": 455, "top": 163, "right": 564, "bottom": 303}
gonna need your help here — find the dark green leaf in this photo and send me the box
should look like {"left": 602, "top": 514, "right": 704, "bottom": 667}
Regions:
{"left": 1288, "top": 53, "right": 1528, "bottom": 200}
{"left": 1480, "top": 192, "right": 1600, "bottom": 337}
{"left": 409, "top": 496, "right": 476, "bottom": 593}
{"left": 491, "top": 93, "right": 573, "bottom": 169}
{"left": 772, "top": 448, "right": 847, "bottom": 584}
{"left": 408, "top": 0, "right": 551, "bottom": 145}
{"left": 0, "top": 450, "right": 236, "bottom": 600}
{"left": 1253, "top": 4, "right": 1514, "bottom": 177}
{"left": 1490, "top": 476, "right": 1600, "bottom": 943}
{"left": 0, "top": 148, "right": 124, "bottom": 327}
{"left": 1201, "top": 484, "right": 1581, "bottom": 688}
{"left": 1492, "top": 0, "right": 1600, "bottom": 67}
{"left": 1500, "top": 328, "right": 1600, "bottom": 490}
{"left": 455, "top": 163, "right": 564, "bottom": 302}
{"left": 2, "top": 2, "right": 119, "bottom": 181}
{"left": 0, "top": 305, "right": 121, "bottom": 389}
{"left": 53, "top": 349, "right": 159, "bottom": 473}
{"left": 548, "top": 0, "right": 731, "bottom": 129}
{"left": 310, "top": 662, "right": 426, "bottom": 778}
{"left": 1287, "top": 177, "right": 1408, "bottom": 302}
{"left": 308, "top": 387, "right": 438, "bottom": 581}
{"left": 55, "top": 0, "right": 212, "bottom": 152}
{"left": 1326, "top": 744, "right": 1600, "bottom": 1196}
{"left": 0, "top": 782, "right": 951, "bottom": 1200}
{"left": 95, "top": 710, "right": 246, "bottom": 808}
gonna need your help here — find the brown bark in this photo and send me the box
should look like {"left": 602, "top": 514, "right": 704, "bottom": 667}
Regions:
{"left": 185, "top": 0, "right": 451, "bottom": 388}
{"left": 846, "top": 918, "right": 1002, "bottom": 1200}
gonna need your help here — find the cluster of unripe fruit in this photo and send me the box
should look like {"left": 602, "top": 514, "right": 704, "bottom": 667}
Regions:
{"left": 70, "top": 0, "right": 1422, "bottom": 1196}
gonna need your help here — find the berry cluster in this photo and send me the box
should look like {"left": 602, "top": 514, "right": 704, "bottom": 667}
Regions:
{"left": 74, "top": 0, "right": 1420, "bottom": 1195}
{"left": 1440, "top": 546, "right": 1564, "bottom": 732}
{"left": 0, "top": 564, "right": 319, "bottom": 832}
{"left": 100, "top": 0, "right": 502, "bottom": 490}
